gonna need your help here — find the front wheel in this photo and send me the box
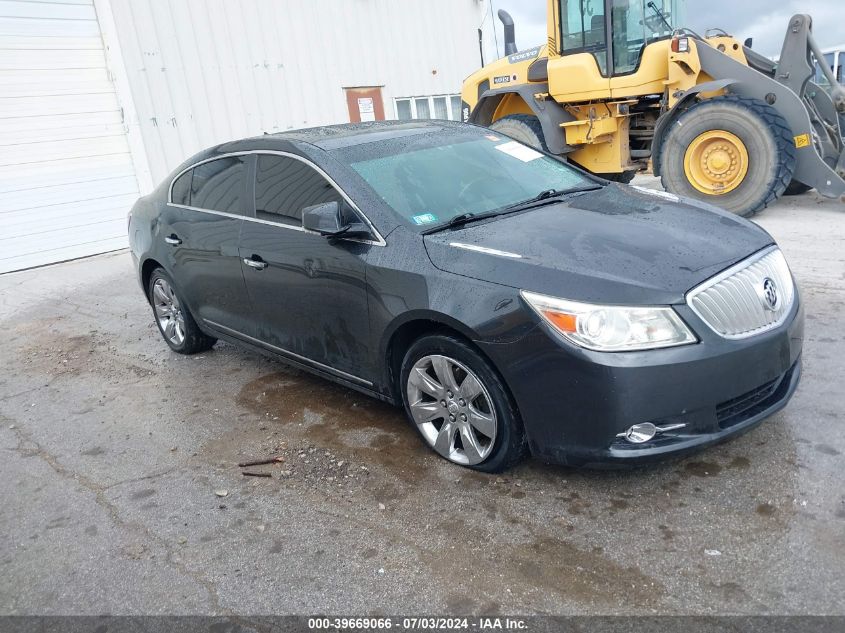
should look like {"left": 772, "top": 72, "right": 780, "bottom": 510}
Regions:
{"left": 400, "top": 334, "right": 527, "bottom": 472}
{"left": 489, "top": 114, "right": 549, "bottom": 151}
{"left": 659, "top": 96, "right": 796, "bottom": 217}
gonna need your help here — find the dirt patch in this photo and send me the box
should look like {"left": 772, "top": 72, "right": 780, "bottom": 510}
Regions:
{"left": 232, "top": 371, "right": 436, "bottom": 483}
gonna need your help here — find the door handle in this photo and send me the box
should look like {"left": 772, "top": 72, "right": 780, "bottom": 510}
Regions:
{"left": 164, "top": 235, "right": 182, "bottom": 246}
{"left": 243, "top": 257, "right": 268, "bottom": 271}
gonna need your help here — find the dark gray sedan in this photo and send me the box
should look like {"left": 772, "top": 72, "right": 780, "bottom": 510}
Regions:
{"left": 128, "top": 120, "right": 802, "bottom": 471}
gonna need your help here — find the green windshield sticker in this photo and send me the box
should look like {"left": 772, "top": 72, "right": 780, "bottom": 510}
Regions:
{"left": 411, "top": 213, "right": 438, "bottom": 225}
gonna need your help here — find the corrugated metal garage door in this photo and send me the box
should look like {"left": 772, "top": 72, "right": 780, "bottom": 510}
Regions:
{"left": 0, "top": 0, "right": 139, "bottom": 273}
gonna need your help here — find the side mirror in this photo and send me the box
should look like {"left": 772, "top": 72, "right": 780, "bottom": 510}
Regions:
{"left": 302, "top": 201, "right": 343, "bottom": 235}
{"left": 301, "top": 201, "right": 373, "bottom": 240}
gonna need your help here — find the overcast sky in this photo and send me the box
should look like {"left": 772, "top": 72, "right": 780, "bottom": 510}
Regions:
{"left": 481, "top": 0, "right": 844, "bottom": 60}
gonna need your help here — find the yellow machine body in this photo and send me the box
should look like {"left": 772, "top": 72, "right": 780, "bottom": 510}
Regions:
{"left": 461, "top": 29, "right": 747, "bottom": 176}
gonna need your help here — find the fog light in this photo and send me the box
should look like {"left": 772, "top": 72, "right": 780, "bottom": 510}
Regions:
{"left": 616, "top": 422, "right": 687, "bottom": 444}
{"left": 620, "top": 423, "right": 657, "bottom": 443}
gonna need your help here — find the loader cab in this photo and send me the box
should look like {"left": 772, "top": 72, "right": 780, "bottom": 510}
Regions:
{"left": 814, "top": 48, "right": 843, "bottom": 91}
{"left": 557, "top": 0, "right": 685, "bottom": 76}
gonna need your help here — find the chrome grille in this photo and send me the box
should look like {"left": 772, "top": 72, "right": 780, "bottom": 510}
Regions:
{"left": 687, "top": 247, "right": 795, "bottom": 339}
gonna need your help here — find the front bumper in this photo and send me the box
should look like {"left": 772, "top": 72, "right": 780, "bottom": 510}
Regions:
{"left": 478, "top": 297, "right": 804, "bottom": 467}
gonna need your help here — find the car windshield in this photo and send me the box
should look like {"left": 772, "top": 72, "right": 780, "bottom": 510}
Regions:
{"left": 337, "top": 133, "right": 593, "bottom": 230}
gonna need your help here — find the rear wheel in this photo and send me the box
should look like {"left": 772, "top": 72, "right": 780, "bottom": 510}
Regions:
{"left": 400, "top": 334, "right": 527, "bottom": 472}
{"left": 659, "top": 96, "right": 796, "bottom": 217}
{"left": 489, "top": 114, "right": 549, "bottom": 151}
{"left": 148, "top": 268, "right": 216, "bottom": 355}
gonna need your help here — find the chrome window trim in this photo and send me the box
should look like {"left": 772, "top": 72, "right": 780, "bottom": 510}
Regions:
{"left": 205, "top": 319, "right": 373, "bottom": 387}
{"left": 685, "top": 245, "right": 795, "bottom": 339}
{"left": 167, "top": 149, "right": 386, "bottom": 246}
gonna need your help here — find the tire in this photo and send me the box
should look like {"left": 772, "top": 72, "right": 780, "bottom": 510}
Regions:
{"left": 399, "top": 334, "right": 528, "bottom": 472}
{"left": 599, "top": 170, "right": 637, "bottom": 184}
{"left": 489, "top": 114, "right": 549, "bottom": 151}
{"left": 659, "top": 95, "right": 796, "bottom": 217}
{"left": 783, "top": 180, "right": 813, "bottom": 196}
{"left": 148, "top": 267, "right": 216, "bottom": 355}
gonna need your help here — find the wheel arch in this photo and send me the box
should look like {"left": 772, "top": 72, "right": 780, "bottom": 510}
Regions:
{"left": 140, "top": 257, "right": 164, "bottom": 303}
{"left": 469, "top": 83, "right": 575, "bottom": 155}
{"left": 382, "top": 312, "right": 491, "bottom": 403}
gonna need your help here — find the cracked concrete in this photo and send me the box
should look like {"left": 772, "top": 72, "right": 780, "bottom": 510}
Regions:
{"left": 0, "top": 182, "right": 843, "bottom": 615}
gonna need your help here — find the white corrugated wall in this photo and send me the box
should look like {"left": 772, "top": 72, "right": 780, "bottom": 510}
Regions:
{"left": 0, "top": 0, "right": 142, "bottom": 273}
{"left": 109, "top": 0, "right": 486, "bottom": 183}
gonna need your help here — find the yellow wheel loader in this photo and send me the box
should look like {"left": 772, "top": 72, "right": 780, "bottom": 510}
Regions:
{"left": 461, "top": 1, "right": 845, "bottom": 216}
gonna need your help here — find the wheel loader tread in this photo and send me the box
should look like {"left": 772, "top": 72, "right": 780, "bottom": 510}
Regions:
{"left": 721, "top": 96, "right": 797, "bottom": 216}
{"left": 659, "top": 95, "right": 797, "bottom": 217}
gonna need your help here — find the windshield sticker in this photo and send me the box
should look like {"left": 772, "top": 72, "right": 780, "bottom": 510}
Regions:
{"left": 485, "top": 134, "right": 501, "bottom": 142}
{"left": 494, "top": 140, "right": 543, "bottom": 162}
{"left": 411, "top": 213, "right": 438, "bottom": 225}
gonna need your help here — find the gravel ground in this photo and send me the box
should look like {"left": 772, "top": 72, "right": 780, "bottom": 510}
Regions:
{"left": 0, "top": 180, "right": 843, "bottom": 616}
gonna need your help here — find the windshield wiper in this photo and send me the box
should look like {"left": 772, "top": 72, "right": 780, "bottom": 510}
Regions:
{"left": 420, "top": 184, "right": 604, "bottom": 235}
{"left": 420, "top": 211, "right": 501, "bottom": 235}
{"left": 646, "top": 1, "right": 673, "bottom": 31}
{"left": 500, "top": 185, "right": 603, "bottom": 212}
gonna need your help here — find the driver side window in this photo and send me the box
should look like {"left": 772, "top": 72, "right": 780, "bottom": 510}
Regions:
{"left": 560, "top": 0, "right": 607, "bottom": 75}
{"left": 254, "top": 155, "right": 344, "bottom": 226}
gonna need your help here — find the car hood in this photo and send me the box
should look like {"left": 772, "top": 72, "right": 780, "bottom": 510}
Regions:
{"left": 423, "top": 184, "right": 774, "bottom": 305}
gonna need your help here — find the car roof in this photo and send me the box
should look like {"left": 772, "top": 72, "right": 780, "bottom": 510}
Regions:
{"left": 276, "top": 120, "right": 467, "bottom": 148}
{"left": 209, "top": 120, "right": 472, "bottom": 155}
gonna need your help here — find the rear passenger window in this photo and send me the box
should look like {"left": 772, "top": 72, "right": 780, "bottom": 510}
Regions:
{"left": 255, "top": 154, "right": 344, "bottom": 224}
{"left": 190, "top": 156, "right": 247, "bottom": 214}
{"left": 170, "top": 170, "right": 191, "bottom": 205}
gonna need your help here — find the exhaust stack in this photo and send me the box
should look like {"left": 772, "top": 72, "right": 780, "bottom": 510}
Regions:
{"left": 498, "top": 9, "right": 518, "bottom": 56}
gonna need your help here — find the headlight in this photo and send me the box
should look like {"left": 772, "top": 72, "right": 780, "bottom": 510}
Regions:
{"left": 520, "top": 290, "right": 697, "bottom": 352}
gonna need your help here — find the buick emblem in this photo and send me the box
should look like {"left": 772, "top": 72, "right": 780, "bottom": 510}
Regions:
{"left": 761, "top": 277, "right": 779, "bottom": 311}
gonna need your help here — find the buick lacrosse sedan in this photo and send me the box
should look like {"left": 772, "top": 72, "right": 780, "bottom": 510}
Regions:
{"left": 129, "top": 120, "right": 802, "bottom": 471}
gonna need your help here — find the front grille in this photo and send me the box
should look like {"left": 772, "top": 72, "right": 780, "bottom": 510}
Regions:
{"left": 687, "top": 247, "right": 795, "bottom": 339}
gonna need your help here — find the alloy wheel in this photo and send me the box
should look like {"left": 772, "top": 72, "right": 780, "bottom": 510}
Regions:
{"left": 152, "top": 278, "right": 186, "bottom": 346}
{"left": 406, "top": 354, "right": 497, "bottom": 465}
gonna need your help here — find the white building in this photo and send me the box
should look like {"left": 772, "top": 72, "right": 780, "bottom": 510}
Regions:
{"left": 0, "top": 0, "right": 488, "bottom": 273}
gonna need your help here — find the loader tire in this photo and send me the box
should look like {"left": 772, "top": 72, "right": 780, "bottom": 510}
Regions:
{"left": 659, "top": 96, "right": 796, "bottom": 217}
{"left": 489, "top": 114, "right": 549, "bottom": 151}
{"left": 783, "top": 180, "right": 813, "bottom": 196}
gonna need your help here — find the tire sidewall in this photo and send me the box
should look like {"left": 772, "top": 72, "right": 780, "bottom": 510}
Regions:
{"left": 399, "top": 334, "right": 524, "bottom": 472}
{"left": 661, "top": 100, "right": 783, "bottom": 216}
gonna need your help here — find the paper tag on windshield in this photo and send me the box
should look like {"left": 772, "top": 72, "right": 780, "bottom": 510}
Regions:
{"left": 494, "top": 140, "right": 542, "bottom": 162}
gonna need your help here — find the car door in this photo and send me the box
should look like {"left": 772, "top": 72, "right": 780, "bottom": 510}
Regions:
{"left": 163, "top": 155, "right": 253, "bottom": 333}
{"left": 238, "top": 152, "right": 373, "bottom": 382}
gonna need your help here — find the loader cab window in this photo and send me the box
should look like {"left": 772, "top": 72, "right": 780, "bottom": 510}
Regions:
{"left": 560, "top": 0, "right": 683, "bottom": 76}
{"left": 611, "top": 0, "right": 679, "bottom": 75}
{"left": 560, "top": 0, "right": 608, "bottom": 75}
